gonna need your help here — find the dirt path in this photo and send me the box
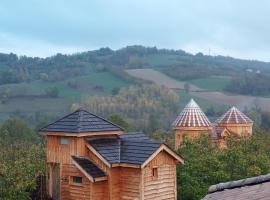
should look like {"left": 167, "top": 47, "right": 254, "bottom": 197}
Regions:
{"left": 126, "top": 69, "right": 270, "bottom": 111}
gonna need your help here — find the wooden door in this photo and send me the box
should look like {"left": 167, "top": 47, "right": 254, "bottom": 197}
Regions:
{"left": 51, "top": 164, "right": 60, "bottom": 200}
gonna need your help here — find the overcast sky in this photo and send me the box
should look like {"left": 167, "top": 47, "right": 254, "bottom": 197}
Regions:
{"left": 0, "top": 0, "right": 269, "bottom": 61}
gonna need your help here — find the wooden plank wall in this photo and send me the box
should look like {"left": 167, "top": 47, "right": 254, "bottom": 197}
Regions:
{"left": 119, "top": 168, "right": 141, "bottom": 200}
{"left": 47, "top": 136, "right": 87, "bottom": 164}
{"left": 92, "top": 181, "right": 109, "bottom": 200}
{"left": 61, "top": 164, "right": 91, "bottom": 200}
{"left": 143, "top": 151, "right": 177, "bottom": 200}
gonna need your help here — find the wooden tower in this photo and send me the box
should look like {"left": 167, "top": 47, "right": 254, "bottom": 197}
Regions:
{"left": 173, "top": 99, "right": 212, "bottom": 150}
{"left": 215, "top": 106, "right": 253, "bottom": 138}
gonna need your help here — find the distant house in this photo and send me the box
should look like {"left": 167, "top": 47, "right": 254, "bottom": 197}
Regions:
{"left": 203, "top": 174, "right": 270, "bottom": 200}
{"left": 173, "top": 99, "right": 253, "bottom": 149}
{"left": 40, "top": 109, "right": 183, "bottom": 200}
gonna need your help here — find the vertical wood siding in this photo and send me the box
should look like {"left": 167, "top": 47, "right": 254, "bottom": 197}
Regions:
{"left": 47, "top": 136, "right": 87, "bottom": 164}
{"left": 143, "top": 151, "right": 177, "bottom": 200}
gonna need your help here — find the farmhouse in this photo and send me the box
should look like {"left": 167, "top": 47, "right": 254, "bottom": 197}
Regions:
{"left": 40, "top": 109, "right": 184, "bottom": 200}
{"left": 173, "top": 99, "right": 253, "bottom": 149}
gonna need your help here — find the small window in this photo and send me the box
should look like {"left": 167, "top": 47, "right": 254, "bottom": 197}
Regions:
{"left": 60, "top": 137, "right": 69, "bottom": 145}
{"left": 152, "top": 167, "right": 158, "bottom": 180}
{"left": 72, "top": 176, "right": 82, "bottom": 184}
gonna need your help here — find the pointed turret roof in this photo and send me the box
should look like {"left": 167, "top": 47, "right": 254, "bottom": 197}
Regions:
{"left": 40, "top": 109, "right": 124, "bottom": 133}
{"left": 215, "top": 106, "right": 253, "bottom": 124}
{"left": 173, "top": 99, "right": 211, "bottom": 127}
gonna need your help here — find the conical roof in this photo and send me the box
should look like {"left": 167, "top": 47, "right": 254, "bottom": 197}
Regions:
{"left": 173, "top": 99, "right": 211, "bottom": 127}
{"left": 215, "top": 106, "right": 253, "bottom": 124}
{"left": 40, "top": 109, "right": 124, "bottom": 133}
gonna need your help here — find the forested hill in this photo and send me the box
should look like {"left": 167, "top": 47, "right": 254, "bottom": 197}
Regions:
{"left": 1, "top": 45, "right": 270, "bottom": 96}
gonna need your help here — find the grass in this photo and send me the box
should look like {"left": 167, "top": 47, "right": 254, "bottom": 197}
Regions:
{"left": 186, "top": 76, "right": 231, "bottom": 91}
{"left": 0, "top": 71, "right": 131, "bottom": 122}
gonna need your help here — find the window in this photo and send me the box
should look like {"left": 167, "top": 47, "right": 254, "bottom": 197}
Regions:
{"left": 60, "top": 137, "right": 69, "bottom": 145}
{"left": 152, "top": 167, "right": 158, "bottom": 180}
{"left": 72, "top": 176, "right": 82, "bottom": 184}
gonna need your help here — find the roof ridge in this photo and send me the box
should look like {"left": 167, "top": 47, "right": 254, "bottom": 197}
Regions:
{"left": 208, "top": 174, "right": 270, "bottom": 193}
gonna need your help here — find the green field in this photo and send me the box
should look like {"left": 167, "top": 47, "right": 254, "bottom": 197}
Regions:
{"left": 0, "top": 72, "right": 130, "bottom": 122}
{"left": 187, "top": 76, "right": 231, "bottom": 91}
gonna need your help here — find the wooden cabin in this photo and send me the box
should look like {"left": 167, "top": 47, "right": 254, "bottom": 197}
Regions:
{"left": 172, "top": 99, "right": 212, "bottom": 149}
{"left": 40, "top": 109, "right": 184, "bottom": 200}
{"left": 211, "top": 106, "right": 253, "bottom": 147}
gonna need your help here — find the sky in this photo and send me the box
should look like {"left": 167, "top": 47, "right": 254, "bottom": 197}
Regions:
{"left": 0, "top": 0, "right": 270, "bottom": 61}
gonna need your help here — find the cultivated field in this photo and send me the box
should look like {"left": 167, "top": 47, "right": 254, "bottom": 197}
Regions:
{"left": 126, "top": 68, "right": 270, "bottom": 111}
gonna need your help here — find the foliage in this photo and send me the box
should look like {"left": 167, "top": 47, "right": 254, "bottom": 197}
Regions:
{"left": 151, "top": 129, "right": 174, "bottom": 148}
{"left": 79, "top": 84, "right": 179, "bottom": 133}
{"left": 107, "top": 114, "right": 132, "bottom": 131}
{"left": 225, "top": 73, "right": 270, "bottom": 96}
{"left": 0, "top": 117, "right": 38, "bottom": 141}
{"left": 177, "top": 132, "right": 270, "bottom": 200}
{"left": 0, "top": 139, "right": 45, "bottom": 200}
{"left": 0, "top": 117, "right": 45, "bottom": 200}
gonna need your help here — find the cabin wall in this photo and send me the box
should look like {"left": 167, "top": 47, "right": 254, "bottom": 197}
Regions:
{"left": 218, "top": 124, "right": 253, "bottom": 137}
{"left": 92, "top": 181, "right": 109, "bottom": 200}
{"left": 119, "top": 167, "right": 141, "bottom": 200}
{"left": 175, "top": 128, "right": 212, "bottom": 149}
{"left": 61, "top": 164, "right": 91, "bottom": 200}
{"left": 143, "top": 151, "right": 177, "bottom": 200}
{"left": 109, "top": 168, "right": 121, "bottom": 200}
{"left": 46, "top": 136, "right": 87, "bottom": 164}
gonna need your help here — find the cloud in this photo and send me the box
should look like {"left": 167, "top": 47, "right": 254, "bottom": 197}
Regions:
{"left": 0, "top": 0, "right": 269, "bottom": 61}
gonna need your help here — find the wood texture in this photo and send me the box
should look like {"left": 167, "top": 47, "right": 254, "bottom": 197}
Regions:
{"left": 61, "top": 164, "right": 91, "bottom": 200}
{"left": 46, "top": 136, "right": 88, "bottom": 164}
{"left": 143, "top": 151, "right": 177, "bottom": 200}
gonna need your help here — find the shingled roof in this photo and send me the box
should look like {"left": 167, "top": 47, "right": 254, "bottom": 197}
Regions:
{"left": 172, "top": 99, "right": 211, "bottom": 128}
{"left": 71, "top": 156, "right": 107, "bottom": 182}
{"left": 203, "top": 174, "right": 270, "bottom": 200}
{"left": 87, "top": 132, "right": 162, "bottom": 165}
{"left": 40, "top": 109, "right": 124, "bottom": 133}
{"left": 216, "top": 106, "right": 253, "bottom": 124}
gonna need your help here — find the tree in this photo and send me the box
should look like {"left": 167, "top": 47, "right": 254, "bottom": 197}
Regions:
{"left": 0, "top": 139, "right": 45, "bottom": 200}
{"left": 0, "top": 117, "right": 38, "bottom": 141}
{"left": 177, "top": 132, "right": 270, "bottom": 200}
{"left": 107, "top": 114, "right": 132, "bottom": 131}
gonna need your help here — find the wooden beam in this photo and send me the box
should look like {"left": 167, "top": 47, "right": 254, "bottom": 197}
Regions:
{"left": 40, "top": 130, "right": 124, "bottom": 137}
{"left": 94, "top": 177, "right": 108, "bottom": 182}
{"left": 86, "top": 143, "right": 111, "bottom": 168}
{"left": 111, "top": 163, "right": 140, "bottom": 168}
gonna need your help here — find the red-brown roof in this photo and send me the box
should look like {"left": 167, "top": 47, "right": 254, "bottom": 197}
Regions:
{"left": 173, "top": 99, "right": 211, "bottom": 128}
{"left": 215, "top": 107, "right": 253, "bottom": 124}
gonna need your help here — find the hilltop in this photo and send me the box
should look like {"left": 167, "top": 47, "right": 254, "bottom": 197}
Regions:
{"left": 0, "top": 45, "right": 270, "bottom": 126}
